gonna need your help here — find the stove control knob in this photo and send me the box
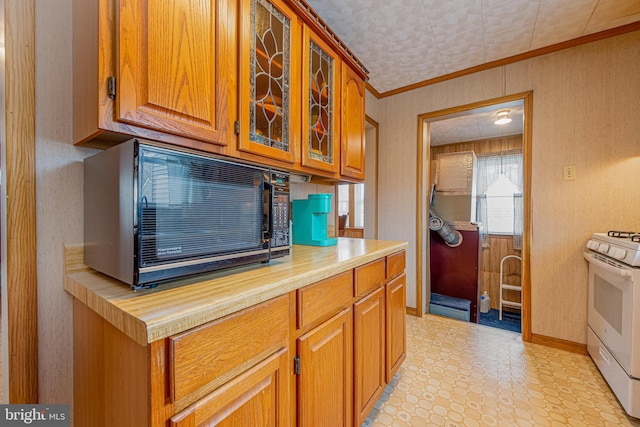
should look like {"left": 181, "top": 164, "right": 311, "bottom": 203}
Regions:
{"left": 612, "top": 248, "right": 627, "bottom": 260}
{"left": 597, "top": 243, "right": 610, "bottom": 254}
{"left": 587, "top": 240, "right": 599, "bottom": 250}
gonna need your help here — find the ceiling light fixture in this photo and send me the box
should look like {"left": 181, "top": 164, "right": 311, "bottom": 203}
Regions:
{"left": 494, "top": 110, "right": 512, "bottom": 125}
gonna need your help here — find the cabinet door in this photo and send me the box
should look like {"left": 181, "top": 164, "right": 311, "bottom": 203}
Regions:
{"left": 353, "top": 286, "right": 385, "bottom": 426}
{"left": 170, "top": 348, "right": 289, "bottom": 427}
{"left": 340, "top": 64, "right": 366, "bottom": 180}
{"left": 386, "top": 274, "right": 406, "bottom": 382}
{"left": 116, "top": 0, "right": 230, "bottom": 145}
{"left": 300, "top": 27, "right": 340, "bottom": 174}
{"left": 297, "top": 308, "right": 352, "bottom": 427}
{"left": 238, "top": 0, "right": 300, "bottom": 163}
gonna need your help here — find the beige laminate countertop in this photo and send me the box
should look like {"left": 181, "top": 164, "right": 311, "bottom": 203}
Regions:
{"left": 64, "top": 238, "right": 408, "bottom": 346}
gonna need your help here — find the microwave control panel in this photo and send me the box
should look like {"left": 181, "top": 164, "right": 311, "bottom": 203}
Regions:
{"left": 271, "top": 171, "right": 290, "bottom": 249}
{"left": 272, "top": 192, "right": 290, "bottom": 247}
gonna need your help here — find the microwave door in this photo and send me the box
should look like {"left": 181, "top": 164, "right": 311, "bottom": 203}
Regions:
{"left": 137, "top": 146, "right": 269, "bottom": 269}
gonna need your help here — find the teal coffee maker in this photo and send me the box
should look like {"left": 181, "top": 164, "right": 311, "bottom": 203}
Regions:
{"left": 292, "top": 194, "right": 337, "bottom": 246}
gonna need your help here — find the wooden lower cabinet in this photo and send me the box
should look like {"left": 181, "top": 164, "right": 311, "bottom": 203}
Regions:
{"left": 386, "top": 273, "right": 407, "bottom": 382}
{"left": 297, "top": 308, "right": 353, "bottom": 427}
{"left": 72, "top": 252, "right": 406, "bottom": 427}
{"left": 170, "top": 348, "right": 289, "bottom": 427}
{"left": 353, "top": 286, "right": 385, "bottom": 426}
{"left": 73, "top": 295, "right": 289, "bottom": 427}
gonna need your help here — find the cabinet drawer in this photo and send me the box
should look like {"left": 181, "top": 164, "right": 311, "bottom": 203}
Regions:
{"left": 297, "top": 271, "right": 353, "bottom": 329}
{"left": 170, "top": 348, "right": 289, "bottom": 427}
{"left": 354, "top": 258, "right": 385, "bottom": 297}
{"left": 386, "top": 250, "right": 406, "bottom": 280}
{"left": 169, "top": 295, "right": 289, "bottom": 402}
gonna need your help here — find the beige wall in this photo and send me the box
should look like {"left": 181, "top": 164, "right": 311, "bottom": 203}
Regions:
{"left": 375, "top": 30, "right": 640, "bottom": 343}
{"left": 364, "top": 124, "right": 378, "bottom": 239}
{"left": 35, "top": 0, "right": 99, "bottom": 405}
{"left": 365, "top": 90, "right": 380, "bottom": 122}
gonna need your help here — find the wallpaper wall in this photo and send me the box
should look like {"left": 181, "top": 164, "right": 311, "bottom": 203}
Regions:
{"left": 374, "top": 30, "right": 640, "bottom": 344}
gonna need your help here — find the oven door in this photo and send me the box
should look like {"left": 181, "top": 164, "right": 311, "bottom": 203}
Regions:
{"left": 585, "top": 252, "right": 640, "bottom": 378}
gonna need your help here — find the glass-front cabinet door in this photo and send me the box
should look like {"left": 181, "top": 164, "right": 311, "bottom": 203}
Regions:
{"left": 301, "top": 28, "right": 340, "bottom": 174}
{"left": 239, "top": 0, "right": 300, "bottom": 163}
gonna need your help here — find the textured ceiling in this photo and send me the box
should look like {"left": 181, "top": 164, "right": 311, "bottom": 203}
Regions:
{"left": 429, "top": 100, "right": 524, "bottom": 145}
{"left": 306, "top": 0, "right": 640, "bottom": 94}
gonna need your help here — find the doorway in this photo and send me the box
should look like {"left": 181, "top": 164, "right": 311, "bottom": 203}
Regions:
{"left": 415, "top": 92, "right": 533, "bottom": 341}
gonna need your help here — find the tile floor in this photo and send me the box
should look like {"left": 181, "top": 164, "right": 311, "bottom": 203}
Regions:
{"left": 364, "top": 314, "right": 640, "bottom": 427}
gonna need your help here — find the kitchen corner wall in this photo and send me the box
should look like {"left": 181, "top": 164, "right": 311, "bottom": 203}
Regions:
{"left": 365, "top": 90, "right": 380, "bottom": 122}
{"left": 373, "top": 30, "right": 640, "bottom": 344}
{"left": 35, "top": 0, "right": 99, "bottom": 406}
{"left": 36, "top": 0, "right": 98, "bottom": 404}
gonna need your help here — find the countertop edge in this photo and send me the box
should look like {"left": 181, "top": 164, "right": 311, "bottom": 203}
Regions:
{"left": 64, "top": 240, "right": 408, "bottom": 346}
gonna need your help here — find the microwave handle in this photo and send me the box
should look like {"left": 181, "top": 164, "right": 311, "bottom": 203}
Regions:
{"left": 263, "top": 180, "right": 273, "bottom": 242}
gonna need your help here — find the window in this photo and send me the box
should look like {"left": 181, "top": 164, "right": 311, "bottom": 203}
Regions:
{"left": 337, "top": 185, "right": 350, "bottom": 218}
{"left": 476, "top": 150, "right": 523, "bottom": 246}
{"left": 483, "top": 174, "right": 520, "bottom": 235}
{"left": 353, "top": 184, "right": 364, "bottom": 228}
{"left": 337, "top": 183, "right": 364, "bottom": 228}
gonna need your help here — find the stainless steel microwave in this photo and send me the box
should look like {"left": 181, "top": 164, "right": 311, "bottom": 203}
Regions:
{"left": 84, "top": 139, "right": 290, "bottom": 290}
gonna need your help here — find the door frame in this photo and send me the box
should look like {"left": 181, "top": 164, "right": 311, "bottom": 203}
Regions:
{"left": 415, "top": 91, "right": 533, "bottom": 342}
{"left": 2, "top": 0, "right": 39, "bottom": 402}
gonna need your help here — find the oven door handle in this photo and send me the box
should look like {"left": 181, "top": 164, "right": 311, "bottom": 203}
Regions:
{"left": 583, "top": 252, "right": 633, "bottom": 278}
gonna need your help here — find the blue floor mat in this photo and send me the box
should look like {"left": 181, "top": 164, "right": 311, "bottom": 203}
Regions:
{"left": 479, "top": 309, "right": 521, "bottom": 333}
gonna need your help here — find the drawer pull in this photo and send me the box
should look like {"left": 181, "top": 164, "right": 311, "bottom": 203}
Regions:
{"left": 599, "top": 346, "right": 610, "bottom": 365}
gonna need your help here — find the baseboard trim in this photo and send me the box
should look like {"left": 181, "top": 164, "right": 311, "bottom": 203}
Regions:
{"left": 406, "top": 307, "right": 418, "bottom": 317}
{"left": 531, "top": 333, "right": 588, "bottom": 355}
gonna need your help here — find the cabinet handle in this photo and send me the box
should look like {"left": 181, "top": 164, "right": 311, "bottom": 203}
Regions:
{"left": 294, "top": 355, "right": 300, "bottom": 375}
{"left": 107, "top": 76, "right": 116, "bottom": 100}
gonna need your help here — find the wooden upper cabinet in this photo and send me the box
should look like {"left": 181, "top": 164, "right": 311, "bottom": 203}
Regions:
{"left": 74, "top": 0, "right": 369, "bottom": 179}
{"left": 238, "top": 0, "right": 301, "bottom": 164}
{"left": 115, "top": 0, "right": 230, "bottom": 145}
{"left": 340, "top": 64, "right": 366, "bottom": 181}
{"left": 300, "top": 27, "right": 341, "bottom": 174}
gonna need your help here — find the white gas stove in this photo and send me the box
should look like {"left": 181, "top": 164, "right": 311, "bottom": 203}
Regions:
{"left": 584, "top": 230, "right": 640, "bottom": 418}
{"left": 586, "top": 231, "right": 640, "bottom": 267}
